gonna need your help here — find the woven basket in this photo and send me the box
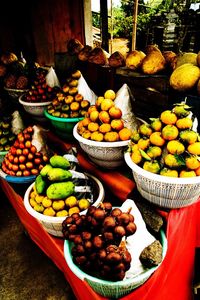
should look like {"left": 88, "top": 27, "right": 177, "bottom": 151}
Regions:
{"left": 4, "top": 87, "right": 28, "bottom": 100}
{"left": 124, "top": 152, "right": 200, "bottom": 209}
{"left": 64, "top": 229, "right": 167, "bottom": 298}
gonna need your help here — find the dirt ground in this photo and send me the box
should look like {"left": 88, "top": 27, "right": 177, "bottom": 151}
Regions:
{"left": 109, "top": 37, "right": 130, "bottom": 56}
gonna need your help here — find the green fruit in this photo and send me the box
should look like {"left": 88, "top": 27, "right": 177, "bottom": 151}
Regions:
{"left": 35, "top": 175, "right": 47, "bottom": 195}
{"left": 50, "top": 155, "right": 70, "bottom": 169}
{"left": 40, "top": 164, "right": 53, "bottom": 177}
{"left": 46, "top": 181, "right": 75, "bottom": 200}
{"left": 47, "top": 168, "right": 72, "bottom": 182}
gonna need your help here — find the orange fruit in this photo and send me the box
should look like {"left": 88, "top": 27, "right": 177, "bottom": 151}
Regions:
{"left": 131, "top": 130, "right": 141, "bottom": 143}
{"left": 104, "top": 131, "right": 119, "bottom": 142}
{"left": 187, "top": 142, "right": 200, "bottom": 155}
{"left": 137, "top": 138, "right": 150, "bottom": 150}
{"left": 64, "top": 95, "right": 74, "bottom": 104}
{"left": 99, "top": 111, "right": 110, "bottom": 124}
{"left": 162, "top": 125, "right": 179, "bottom": 141}
{"left": 149, "top": 132, "right": 165, "bottom": 147}
{"left": 91, "top": 131, "right": 104, "bottom": 142}
{"left": 160, "top": 168, "right": 179, "bottom": 177}
{"left": 100, "top": 98, "right": 115, "bottom": 111}
{"left": 88, "top": 122, "right": 99, "bottom": 132}
{"left": 75, "top": 93, "right": 83, "bottom": 102}
{"left": 82, "top": 117, "right": 91, "bottom": 127}
{"left": 138, "top": 124, "right": 153, "bottom": 137}
{"left": 96, "top": 96, "right": 104, "bottom": 108}
{"left": 82, "top": 130, "right": 91, "bottom": 139}
{"left": 87, "top": 105, "right": 97, "bottom": 115}
{"left": 185, "top": 156, "right": 200, "bottom": 170}
{"left": 180, "top": 130, "right": 198, "bottom": 144}
{"left": 70, "top": 102, "right": 80, "bottom": 111}
{"left": 104, "top": 89, "right": 116, "bottom": 100}
{"left": 195, "top": 166, "right": 200, "bottom": 176}
{"left": 160, "top": 110, "right": 177, "bottom": 125}
{"left": 108, "top": 106, "right": 122, "bottom": 119}
{"left": 131, "top": 151, "right": 142, "bottom": 164}
{"left": 167, "top": 140, "right": 185, "bottom": 155}
{"left": 179, "top": 170, "right": 196, "bottom": 178}
{"left": 80, "top": 100, "right": 90, "bottom": 110}
{"left": 119, "top": 128, "right": 131, "bottom": 141}
{"left": 111, "top": 119, "right": 124, "bottom": 131}
{"left": 89, "top": 110, "right": 99, "bottom": 122}
{"left": 176, "top": 117, "right": 193, "bottom": 130}
{"left": 99, "top": 123, "right": 111, "bottom": 134}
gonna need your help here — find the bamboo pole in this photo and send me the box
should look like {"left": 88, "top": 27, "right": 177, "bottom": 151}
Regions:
{"left": 132, "top": 0, "right": 139, "bottom": 51}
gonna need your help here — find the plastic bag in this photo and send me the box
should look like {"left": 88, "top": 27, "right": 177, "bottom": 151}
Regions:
{"left": 45, "top": 66, "right": 60, "bottom": 88}
{"left": 114, "top": 84, "right": 140, "bottom": 131}
{"left": 77, "top": 75, "right": 97, "bottom": 105}
{"left": 11, "top": 111, "right": 25, "bottom": 135}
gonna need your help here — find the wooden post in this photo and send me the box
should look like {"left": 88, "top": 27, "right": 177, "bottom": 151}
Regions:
{"left": 132, "top": 0, "right": 139, "bottom": 51}
{"left": 100, "top": 0, "right": 109, "bottom": 52}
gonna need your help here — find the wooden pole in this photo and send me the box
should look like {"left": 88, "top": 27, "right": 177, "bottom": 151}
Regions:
{"left": 132, "top": 0, "right": 139, "bottom": 51}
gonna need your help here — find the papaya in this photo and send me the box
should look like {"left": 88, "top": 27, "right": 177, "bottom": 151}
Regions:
{"left": 47, "top": 168, "right": 72, "bottom": 182}
{"left": 35, "top": 175, "right": 46, "bottom": 194}
{"left": 46, "top": 181, "right": 75, "bottom": 200}
{"left": 125, "top": 50, "right": 146, "bottom": 70}
{"left": 49, "top": 155, "right": 70, "bottom": 169}
{"left": 175, "top": 52, "right": 198, "bottom": 68}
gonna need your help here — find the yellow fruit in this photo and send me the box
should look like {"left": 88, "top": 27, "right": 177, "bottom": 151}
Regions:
{"left": 150, "top": 118, "right": 162, "bottom": 131}
{"left": 172, "top": 103, "right": 190, "bottom": 117}
{"left": 146, "top": 146, "right": 162, "bottom": 159}
{"left": 111, "top": 119, "right": 124, "bottom": 131}
{"left": 43, "top": 207, "right": 56, "bottom": 216}
{"left": 160, "top": 168, "right": 179, "bottom": 177}
{"left": 68, "top": 206, "right": 80, "bottom": 215}
{"left": 34, "top": 204, "right": 45, "bottom": 213}
{"left": 176, "top": 117, "right": 193, "bottom": 129}
{"left": 42, "top": 197, "right": 52, "bottom": 208}
{"left": 164, "top": 154, "right": 184, "bottom": 168}
{"left": 91, "top": 131, "right": 104, "bottom": 142}
{"left": 65, "top": 196, "right": 78, "bottom": 208}
{"left": 131, "top": 130, "right": 141, "bottom": 143}
{"left": 185, "top": 156, "right": 200, "bottom": 170}
{"left": 131, "top": 151, "right": 142, "bottom": 164}
{"left": 29, "top": 198, "right": 37, "bottom": 207}
{"left": 137, "top": 138, "right": 150, "bottom": 150}
{"left": 52, "top": 200, "right": 65, "bottom": 211}
{"left": 143, "top": 161, "right": 160, "bottom": 174}
{"left": 167, "top": 140, "right": 185, "bottom": 155}
{"left": 78, "top": 199, "right": 90, "bottom": 210}
{"left": 100, "top": 98, "right": 114, "bottom": 111}
{"left": 82, "top": 117, "right": 91, "bottom": 127}
{"left": 160, "top": 110, "right": 177, "bottom": 125}
{"left": 88, "top": 122, "right": 99, "bottom": 132}
{"left": 179, "top": 170, "right": 196, "bottom": 178}
{"left": 138, "top": 123, "right": 153, "bottom": 137}
{"left": 104, "top": 131, "right": 119, "bottom": 142}
{"left": 99, "top": 123, "right": 111, "bottom": 134}
{"left": 149, "top": 132, "right": 165, "bottom": 147}
{"left": 104, "top": 89, "right": 116, "bottom": 100}
{"left": 162, "top": 125, "right": 179, "bottom": 141}
{"left": 99, "top": 111, "right": 110, "bottom": 124}
{"left": 96, "top": 96, "right": 104, "bottom": 108}
{"left": 56, "top": 210, "right": 68, "bottom": 217}
{"left": 179, "top": 130, "right": 198, "bottom": 145}
{"left": 89, "top": 110, "right": 99, "bottom": 122}
{"left": 187, "top": 142, "right": 200, "bottom": 155}
{"left": 82, "top": 130, "right": 91, "bottom": 139}
{"left": 119, "top": 128, "right": 132, "bottom": 141}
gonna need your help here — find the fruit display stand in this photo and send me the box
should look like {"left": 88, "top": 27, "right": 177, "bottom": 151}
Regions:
{"left": 1, "top": 131, "right": 200, "bottom": 300}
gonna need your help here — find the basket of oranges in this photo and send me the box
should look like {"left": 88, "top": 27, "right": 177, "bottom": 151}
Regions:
{"left": 125, "top": 102, "right": 200, "bottom": 208}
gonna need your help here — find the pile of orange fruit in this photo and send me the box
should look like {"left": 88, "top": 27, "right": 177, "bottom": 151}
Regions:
{"left": 77, "top": 89, "right": 132, "bottom": 142}
{"left": 129, "top": 102, "right": 200, "bottom": 177}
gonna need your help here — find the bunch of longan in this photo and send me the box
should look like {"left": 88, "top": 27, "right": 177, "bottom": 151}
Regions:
{"left": 62, "top": 202, "right": 137, "bottom": 281}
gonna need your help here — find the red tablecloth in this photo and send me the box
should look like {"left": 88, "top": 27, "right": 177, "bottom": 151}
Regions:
{"left": 1, "top": 177, "right": 200, "bottom": 300}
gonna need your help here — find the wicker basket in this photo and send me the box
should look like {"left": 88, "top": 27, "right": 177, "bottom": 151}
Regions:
{"left": 124, "top": 152, "right": 200, "bottom": 209}
{"left": 24, "top": 173, "right": 105, "bottom": 237}
{"left": 4, "top": 87, "right": 28, "bottom": 100}
{"left": 64, "top": 229, "right": 167, "bottom": 298}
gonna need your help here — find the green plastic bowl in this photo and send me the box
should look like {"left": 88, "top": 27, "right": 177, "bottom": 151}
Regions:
{"left": 64, "top": 229, "right": 167, "bottom": 298}
{"left": 44, "top": 109, "right": 83, "bottom": 140}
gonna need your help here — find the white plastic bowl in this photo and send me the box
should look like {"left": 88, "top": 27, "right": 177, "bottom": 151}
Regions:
{"left": 19, "top": 94, "right": 51, "bottom": 118}
{"left": 24, "top": 173, "right": 105, "bottom": 237}
{"left": 73, "top": 123, "right": 130, "bottom": 169}
{"left": 124, "top": 152, "right": 200, "bottom": 209}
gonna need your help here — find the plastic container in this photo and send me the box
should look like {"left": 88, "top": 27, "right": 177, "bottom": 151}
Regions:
{"left": 19, "top": 95, "right": 51, "bottom": 120}
{"left": 24, "top": 173, "right": 105, "bottom": 237}
{"left": 44, "top": 110, "right": 83, "bottom": 140}
{"left": 73, "top": 123, "right": 130, "bottom": 169}
{"left": 64, "top": 229, "right": 167, "bottom": 298}
{"left": 124, "top": 151, "right": 200, "bottom": 209}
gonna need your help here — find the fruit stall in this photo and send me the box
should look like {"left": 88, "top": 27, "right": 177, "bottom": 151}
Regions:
{"left": 0, "top": 1, "right": 200, "bottom": 299}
